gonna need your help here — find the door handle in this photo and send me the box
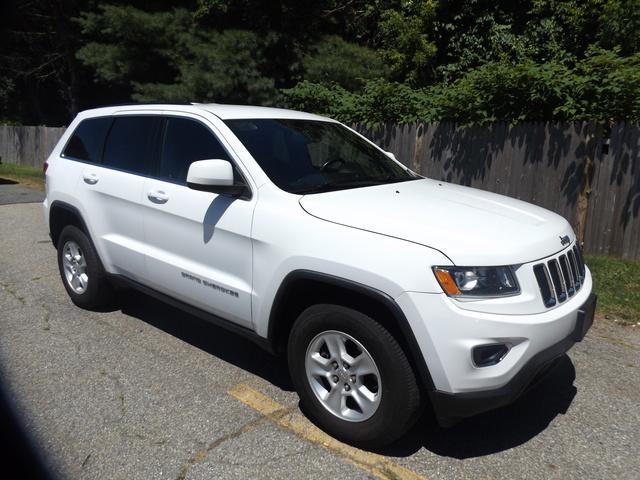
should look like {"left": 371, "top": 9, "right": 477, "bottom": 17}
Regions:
{"left": 147, "top": 190, "right": 169, "bottom": 204}
{"left": 83, "top": 173, "right": 99, "bottom": 185}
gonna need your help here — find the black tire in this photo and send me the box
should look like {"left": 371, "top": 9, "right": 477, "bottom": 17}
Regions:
{"left": 56, "top": 225, "right": 114, "bottom": 309}
{"left": 287, "top": 304, "right": 422, "bottom": 448}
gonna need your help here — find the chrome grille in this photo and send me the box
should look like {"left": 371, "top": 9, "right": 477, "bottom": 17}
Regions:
{"left": 567, "top": 249, "right": 580, "bottom": 290}
{"left": 559, "top": 255, "right": 575, "bottom": 297}
{"left": 534, "top": 244, "right": 586, "bottom": 308}
{"left": 547, "top": 259, "right": 567, "bottom": 302}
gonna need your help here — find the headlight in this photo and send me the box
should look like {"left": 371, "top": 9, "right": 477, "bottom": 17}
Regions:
{"left": 433, "top": 266, "right": 519, "bottom": 297}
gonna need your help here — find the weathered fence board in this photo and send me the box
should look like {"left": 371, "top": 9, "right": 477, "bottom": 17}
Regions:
{"left": 355, "top": 122, "right": 639, "bottom": 259}
{"left": 356, "top": 122, "right": 598, "bottom": 232}
{"left": 585, "top": 123, "right": 640, "bottom": 258}
{"left": 1, "top": 122, "right": 639, "bottom": 259}
{"left": 0, "top": 125, "right": 66, "bottom": 169}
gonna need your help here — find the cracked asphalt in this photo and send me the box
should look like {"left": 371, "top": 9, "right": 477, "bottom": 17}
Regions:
{"left": 1, "top": 197, "right": 639, "bottom": 479}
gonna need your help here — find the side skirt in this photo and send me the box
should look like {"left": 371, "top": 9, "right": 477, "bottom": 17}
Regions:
{"left": 108, "top": 274, "right": 275, "bottom": 354}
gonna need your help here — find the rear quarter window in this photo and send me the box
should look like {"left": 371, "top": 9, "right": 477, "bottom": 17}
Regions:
{"left": 102, "top": 116, "right": 160, "bottom": 175}
{"left": 62, "top": 117, "right": 112, "bottom": 163}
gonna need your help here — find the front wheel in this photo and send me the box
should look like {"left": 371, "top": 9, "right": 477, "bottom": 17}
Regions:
{"left": 288, "top": 304, "right": 422, "bottom": 448}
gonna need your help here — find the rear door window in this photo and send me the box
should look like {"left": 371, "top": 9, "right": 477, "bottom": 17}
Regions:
{"left": 159, "top": 117, "right": 231, "bottom": 183}
{"left": 102, "top": 116, "right": 160, "bottom": 175}
{"left": 62, "top": 117, "right": 111, "bottom": 163}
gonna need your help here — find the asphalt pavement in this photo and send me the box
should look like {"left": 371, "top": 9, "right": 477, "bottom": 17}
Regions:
{"left": 0, "top": 179, "right": 45, "bottom": 205}
{"left": 0, "top": 191, "right": 638, "bottom": 480}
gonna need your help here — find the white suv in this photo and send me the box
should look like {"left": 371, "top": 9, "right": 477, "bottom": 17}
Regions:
{"left": 44, "top": 103, "right": 596, "bottom": 447}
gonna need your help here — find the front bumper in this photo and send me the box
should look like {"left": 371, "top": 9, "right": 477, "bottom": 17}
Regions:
{"left": 395, "top": 269, "right": 594, "bottom": 424}
{"left": 431, "top": 293, "right": 595, "bottom": 423}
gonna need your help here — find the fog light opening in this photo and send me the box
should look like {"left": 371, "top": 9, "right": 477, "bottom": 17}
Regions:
{"left": 473, "top": 344, "right": 510, "bottom": 367}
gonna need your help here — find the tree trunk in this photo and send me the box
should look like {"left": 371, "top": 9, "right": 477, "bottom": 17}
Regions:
{"left": 575, "top": 123, "right": 603, "bottom": 246}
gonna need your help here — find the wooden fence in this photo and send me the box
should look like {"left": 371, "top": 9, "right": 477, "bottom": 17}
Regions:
{"left": 0, "top": 125, "right": 66, "bottom": 169}
{"left": 355, "top": 122, "right": 639, "bottom": 259}
{"left": 0, "top": 122, "right": 638, "bottom": 259}
{"left": 584, "top": 124, "right": 640, "bottom": 258}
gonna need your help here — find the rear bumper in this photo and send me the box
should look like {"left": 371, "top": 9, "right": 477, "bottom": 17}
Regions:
{"left": 429, "top": 293, "right": 596, "bottom": 424}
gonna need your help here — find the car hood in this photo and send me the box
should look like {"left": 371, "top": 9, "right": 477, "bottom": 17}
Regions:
{"left": 298, "top": 178, "right": 574, "bottom": 265}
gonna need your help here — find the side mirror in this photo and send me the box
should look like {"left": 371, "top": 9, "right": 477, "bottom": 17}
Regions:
{"left": 385, "top": 151, "right": 397, "bottom": 161}
{"left": 186, "top": 159, "right": 248, "bottom": 197}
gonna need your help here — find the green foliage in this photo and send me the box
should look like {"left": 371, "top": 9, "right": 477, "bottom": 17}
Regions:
{"left": 434, "top": 3, "right": 533, "bottom": 83}
{"left": 284, "top": 49, "right": 640, "bottom": 125}
{"left": 528, "top": 0, "right": 606, "bottom": 58}
{"left": 432, "top": 61, "right": 576, "bottom": 123}
{"left": 76, "top": 5, "right": 276, "bottom": 104}
{"left": 374, "top": 1, "right": 438, "bottom": 84}
{"left": 302, "top": 36, "right": 388, "bottom": 91}
{"left": 76, "top": 5, "right": 184, "bottom": 84}
{"left": 2, "top": 0, "right": 640, "bottom": 125}
{"left": 133, "top": 30, "right": 275, "bottom": 104}
{"left": 282, "top": 0, "right": 640, "bottom": 125}
{"left": 572, "top": 48, "right": 640, "bottom": 121}
{"left": 75, "top": 4, "right": 188, "bottom": 108}
{"left": 281, "top": 79, "right": 436, "bottom": 126}
{"left": 598, "top": 0, "right": 640, "bottom": 55}
{"left": 279, "top": 81, "right": 348, "bottom": 116}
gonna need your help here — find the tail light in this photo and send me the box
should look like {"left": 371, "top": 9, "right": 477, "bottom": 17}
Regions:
{"left": 43, "top": 161, "right": 49, "bottom": 174}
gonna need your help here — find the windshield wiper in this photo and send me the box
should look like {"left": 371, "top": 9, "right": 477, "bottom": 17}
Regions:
{"left": 292, "top": 180, "right": 386, "bottom": 195}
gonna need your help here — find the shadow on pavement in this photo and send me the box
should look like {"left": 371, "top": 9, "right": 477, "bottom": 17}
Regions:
{"left": 381, "top": 354, "right": 577, "bottom": 458}
{"left": 0, "top": 178, "right": 19, "bottom": 185}
{"left": 118, "top": 290, "right": 294, "bottom": 392}
{"left": 0, "top": 376, "right": 57, "bottom": 480}
{"left": 117, "top": 289, "right": 576, "bottom": 458}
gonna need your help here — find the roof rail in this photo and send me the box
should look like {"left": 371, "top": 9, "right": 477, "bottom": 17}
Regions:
{"left": 89, "top": 101, "right": 195, "bottom": 108}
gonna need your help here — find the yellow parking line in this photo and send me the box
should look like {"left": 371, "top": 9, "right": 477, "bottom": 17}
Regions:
{"left": 228, "top": 384, "right": 426, "bottom": 480}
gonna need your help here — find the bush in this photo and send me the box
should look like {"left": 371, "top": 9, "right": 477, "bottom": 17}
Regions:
{"left": 281, "top": 49, "right": 640, "bottom": 125}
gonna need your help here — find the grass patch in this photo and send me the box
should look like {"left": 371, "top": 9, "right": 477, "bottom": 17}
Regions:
{"left": 586, "top": 255, "right": 640, "bottom": 326}
{"left": 0, "top": 162, "right": 44, "bottom": 191}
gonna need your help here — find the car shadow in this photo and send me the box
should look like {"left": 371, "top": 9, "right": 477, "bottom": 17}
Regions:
{"left": 116, "top": 289, "right": 576, "bottom": 458}
{"left": 379, "top": 354, "right": 577, "bottom": 458}
{"left": 118, "top": 290, "right": 293, "bottom": 392}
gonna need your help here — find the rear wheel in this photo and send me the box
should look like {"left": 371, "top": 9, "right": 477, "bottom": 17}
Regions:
{"left": 288, "top": 304, "right": 422, "bottom": 448}
{"left": 57, "top": 225, "right": 114, "bottom": 309}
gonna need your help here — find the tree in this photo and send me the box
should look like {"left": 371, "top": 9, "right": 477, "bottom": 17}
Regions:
{"left": 302, "top": 36, "right": 388, "bottom": 90}
{"left": 1, "top": 0, "right": 639, "bottom": 125}
{"left": 133, "top": 30, "right": 275, "bottom": 104}
{"left": 0, "top": 0, "right": 88, "bottom": 124}
{"left": 598, "top": 0, "right": 640, "bottom": 55}
{"left": 76, "top": 5, "right": 276, "bottom": 104}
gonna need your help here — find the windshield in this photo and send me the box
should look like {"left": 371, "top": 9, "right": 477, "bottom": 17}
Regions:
{"left": 224, "top": 119, "right": 418, "bottom": 194}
